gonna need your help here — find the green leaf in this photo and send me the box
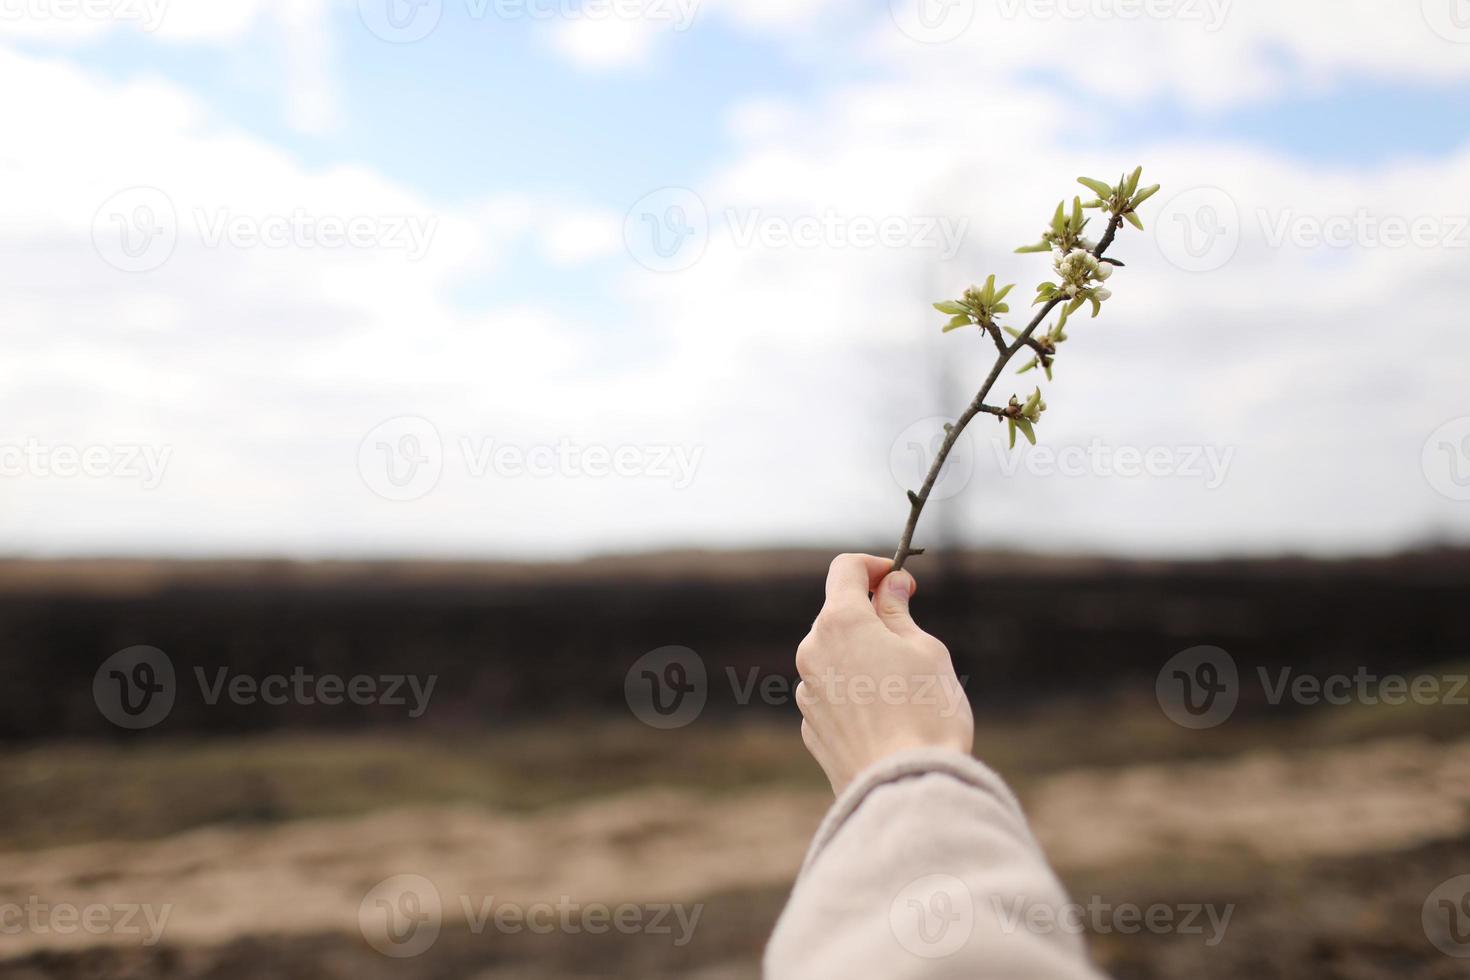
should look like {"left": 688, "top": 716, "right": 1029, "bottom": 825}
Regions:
{"left": 1016, "top": 418, "right": 1037, "bottom": 446}
{"left": 1018, "top": 358, "right": 1036, "bottom": 374}
{"left": 1003, "top": 326, "right": 1021, "bottom": 338}
{"left": 1023, "top": 387, "right": 1042, "bottom": 414}
{"left": 1051, "top": 201, "right": 1066, "bottom": 235}
{"left": 1015, "top": 241, "right": 1050, "bottom": 253}
{"left": 933, "top": 301, "right": 966, "bottom": 315}
{"left": 943, "top": 315, "right": 971, "bottom": 332}
{"left": 1066, "top": 295, "right": 1086, "bottom": 315}
{"left": 993, "top": 283, "right": 1015, "bottom": 303}
{"left": 1056, "top": 305, "right": 1070, "bottom": 329}
{"left": 1090, "top": 295, "right": 1102, "bottom": 318}
{"left": 1078, "top": 177, "right": 1113, "bottom": 198}
{"left": 993, "top": 303, "right": 1010, "bottom": 314}
{"left": 1125, "top": 166, "right": 1142, "bottom": 197}
{"left": 1043, "top": 361, "right": 1054, "bottom": 381}
{"left": 1007, "top": 418, "right": 1018, "bottom": 449}
{"left": 1070, "top": 197, "right": 1084, "bottom": 233}
{"left": 1124, "top": 211, "right": 1145, "bottom": 231}
{"left": 1130, "top": 184, "right": 1161, "bottom": 208}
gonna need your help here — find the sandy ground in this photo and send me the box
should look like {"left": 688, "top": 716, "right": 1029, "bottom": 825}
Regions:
{"left": 3, "top": 734, "right": 1467, "bottom": 960}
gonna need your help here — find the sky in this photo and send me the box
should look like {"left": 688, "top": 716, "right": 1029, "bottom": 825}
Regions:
{"left": 2, "top": 0, "right": 1469, "bottom": 559}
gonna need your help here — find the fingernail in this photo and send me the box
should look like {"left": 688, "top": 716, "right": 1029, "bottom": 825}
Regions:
{"left": 887, "top": 573, "right": 911, "bottom": 597}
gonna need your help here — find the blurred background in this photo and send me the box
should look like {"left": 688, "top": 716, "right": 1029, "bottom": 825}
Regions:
{"left": 2, "top": 1, "right": 1470, "bottom": 977}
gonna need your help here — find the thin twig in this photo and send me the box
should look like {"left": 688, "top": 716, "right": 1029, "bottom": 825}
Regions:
{"left": 891, "top": 214, "right": 1125, "bottom": 573}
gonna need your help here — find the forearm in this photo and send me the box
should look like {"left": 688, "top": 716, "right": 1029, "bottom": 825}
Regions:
{"left": 765, "top": 748, "right": 1108, "bottom": 980}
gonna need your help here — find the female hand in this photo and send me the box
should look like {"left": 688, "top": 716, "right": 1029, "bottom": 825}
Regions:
{"left": 795, "top": 554, "right": 974, "bottom": 795}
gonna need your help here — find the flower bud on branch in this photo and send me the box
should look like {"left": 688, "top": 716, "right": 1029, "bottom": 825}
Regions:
{"left": 891, "top": 167, "right": 1159, "bottom": 572}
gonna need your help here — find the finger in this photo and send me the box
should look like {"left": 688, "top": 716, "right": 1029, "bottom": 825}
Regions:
{"left": 824, "top": 554, "right": 895, "bottom": 611}
{"left": 873, "top": 569, "right": 925, "bottom": 637}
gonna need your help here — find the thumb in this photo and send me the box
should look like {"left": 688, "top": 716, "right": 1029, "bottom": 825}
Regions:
{"left": 873, "top": 570, "right": 922, "bottom": 635}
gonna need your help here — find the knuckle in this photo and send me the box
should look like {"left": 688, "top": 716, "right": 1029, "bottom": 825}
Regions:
{"left": 909, "top": 632, "right": 948, "bottom": 659}
{"left": 922, "top": 635, "right": 950, "bottom": 659}
{"left": 794, "top": 637, "right": 821, "bottom": 678}
{"left": 816, "top": 602, "right": 866, "bottom": 632}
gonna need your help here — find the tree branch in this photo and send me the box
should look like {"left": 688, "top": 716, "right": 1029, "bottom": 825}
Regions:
{"left": 891, "top": 214, "right": 1126, "bottom": 573}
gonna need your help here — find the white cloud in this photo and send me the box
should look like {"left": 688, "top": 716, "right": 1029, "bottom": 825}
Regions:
{"left": 3, "top": 3, "right": 1469, "bottom": 558}
{"left": 539, "top": 208, "right": 623, "bottom": 265}
{"left": 0, "top": 0, "right": 341, "bottom": 131}
{"left": 549, "top": 14, "right": 665, "bottom": 70}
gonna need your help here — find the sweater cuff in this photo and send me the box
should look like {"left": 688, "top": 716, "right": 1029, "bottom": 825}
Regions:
{"left": 798, "top": 748, "right": 1028, "bottom": 878}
